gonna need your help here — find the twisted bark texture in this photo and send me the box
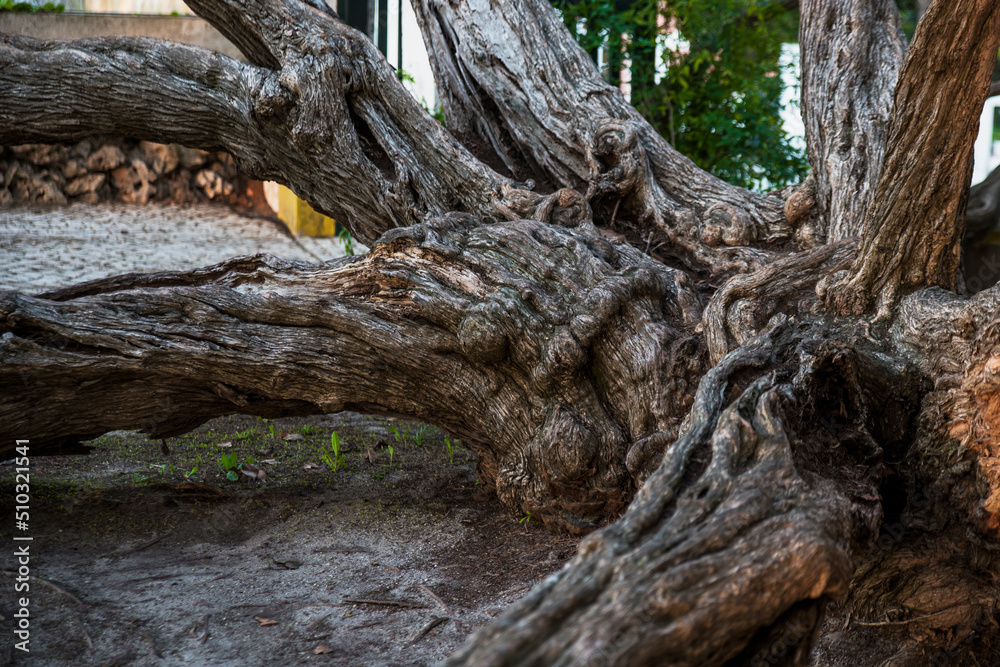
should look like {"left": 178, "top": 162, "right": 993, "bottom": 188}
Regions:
{"left": 797, "top": 0, "right": 904, "bottom": 243}
{"left": 410, "top": 0, "right": 790, "bottom": 275}
{"left": 1, "top": 216, "right": 704, "bottom": 533}
{"left": 4, "top": 0, "right": 1000, "bottom": 663}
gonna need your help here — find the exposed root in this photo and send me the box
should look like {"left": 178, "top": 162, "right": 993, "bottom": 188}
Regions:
{"left": 445, "top": 324, "right": 891, "bottom": 665}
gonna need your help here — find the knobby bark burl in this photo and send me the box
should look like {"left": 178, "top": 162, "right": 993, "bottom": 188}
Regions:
{"left": 3, "top": 0, "right": 1000, "bottom": 663}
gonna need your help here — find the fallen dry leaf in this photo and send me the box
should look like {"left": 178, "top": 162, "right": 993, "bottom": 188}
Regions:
{"left": 240, "top": 464, "right": 266, "bottom": 481}
{"left": 283, "top": 433, "right": 304, "bottom": 441}
{"left": 312, "top": 644, "right": 333, "bottom": 654}
{"left": 261, "top": 458, "right": 278, "bottom": 465}
{"left": 217, "top": 441, "right": 233, "bottom": 448}
{"left": 303, "top": 462, "right": 319, "bottom": 470}
{"left": 254, "top": 616, "right": 278, "bottom": 627}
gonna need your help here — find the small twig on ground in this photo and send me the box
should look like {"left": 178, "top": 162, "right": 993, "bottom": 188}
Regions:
{"left": 102, "top": 533, "right": 165, "bottom": 558}
{"left": 340, "top": 598, "right": 428, "bottom": 609}
{"left": 3, "top": 570, "right": 84, "bottom": 606}
{"left": 188, "top": 613, "right": 211, "bottom": 643}
{"left": 78, "top": 618, "right": 93, "bottom": 649}
{"left": 411, "top": 616, "right": 449, "bottom": 644}
{"left": 306, "top": 613, "right": 332, "bottom": 633}
{"left": 415, "top": 584, "right": 451, "bottom": 615}
{"left": 348, "top": 619, "right": 387, "bottom": 630}
{"left": 146, "top": 632, "right": 163, "bottom": 658}
{"left": 852, "top": 606, "right": 974, "bottom": 627}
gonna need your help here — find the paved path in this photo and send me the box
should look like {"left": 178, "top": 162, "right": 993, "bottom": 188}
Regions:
{"left": 0, "top": 203, "right": 347, "bottom": 294}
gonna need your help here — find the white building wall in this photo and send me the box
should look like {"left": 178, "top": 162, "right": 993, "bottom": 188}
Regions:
{"left": 973, "top": 97, "right": 1000, "bottom": 185}
{"left": 780, "top": 44, "right": 998, "bottom": 187}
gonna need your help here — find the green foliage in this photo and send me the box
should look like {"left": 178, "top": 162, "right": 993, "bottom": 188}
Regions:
{"left": 444, "top": 437, "right": 456, "bottom": 465}
{"left": 0, "top": 1, "right": 64, "bottom": 11}
{"left": 320, "top": 431, "right": 347, "bottom": 472}
{"left": 553, "top": 0, "right": 807, "bottom": 190}
{"left": 219, "top": 451, "right": 240, "bottom": 480}
{"left": 337, "top": 226, "right": 355, "bottom": 256}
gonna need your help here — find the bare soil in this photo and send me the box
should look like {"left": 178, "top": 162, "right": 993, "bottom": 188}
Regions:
{"left": 0, "top": 414, "right": 579, "bottom": 666}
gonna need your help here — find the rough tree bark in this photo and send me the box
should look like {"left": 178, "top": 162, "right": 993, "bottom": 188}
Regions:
{"left": 3, "top": 0, "right": 1000, "bottom": 664}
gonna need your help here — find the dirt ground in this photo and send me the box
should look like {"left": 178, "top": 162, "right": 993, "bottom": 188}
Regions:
{"left": 0, "top": 202, "right": 346, "bottom": 295}
{"left": 0, "top": 414, "right": 578, "bottom": 666}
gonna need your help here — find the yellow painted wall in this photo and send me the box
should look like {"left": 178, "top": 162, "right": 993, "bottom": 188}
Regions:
{"left": 277, "top": 185, "right": 337, "bottom": 237}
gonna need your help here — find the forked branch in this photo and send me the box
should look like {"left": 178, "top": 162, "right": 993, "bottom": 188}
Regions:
{"left": 823, "top": 0, "right": 1000, "bottom": 317}
{"left": 0, "top": 1, "right": 566, "bottom": 245}
{"left": 411, "top": 0, "right": 790, "bottom": 274}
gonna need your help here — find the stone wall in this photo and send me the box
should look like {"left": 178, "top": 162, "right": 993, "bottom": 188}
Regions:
{"left": 0, "top": 139, "right": 261, "bottom": 210}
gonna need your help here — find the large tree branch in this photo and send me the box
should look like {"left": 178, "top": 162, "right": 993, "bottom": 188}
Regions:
{"left": 798, "top": 0, "right": 905, "bottom": 242}
{"left": 446, "top": 326, "right": 898, "bottom": 665}
{"left": 410, "top": 0, "right": 790, "bottom": 274}
{"left": 2, "top": 0, "right": 789, "bottom": 277}
{"left": 0, "top": 216, "right": 705, "bottom": 532}
{"left": 0, "top": 35, "right": 264, "bottom": 157}
{"left": 1, "top": 5, "right": 565, "bottom": 246}
{"left": 823, "top": 0, "right": 1000, "bottom": 317}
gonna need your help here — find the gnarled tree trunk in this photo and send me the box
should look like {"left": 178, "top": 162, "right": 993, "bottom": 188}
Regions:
{"left": 3, "top": 0, "right": 1000, "bottom": 663}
